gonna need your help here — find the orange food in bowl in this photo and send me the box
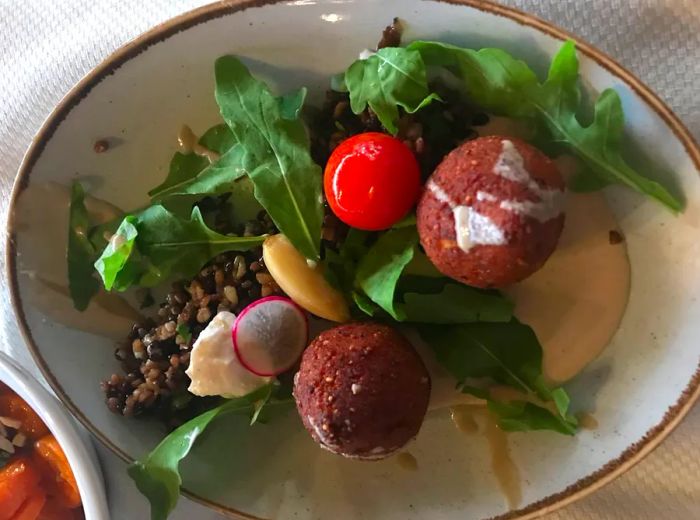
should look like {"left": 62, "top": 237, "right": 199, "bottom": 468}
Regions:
{"left": 0, "top": 394, "right": 50, "bottom": 440}
{"left": 11, "top": 490, "right": 47, "bottom": 520}
{"left": 0, "top": 386, "right": 82, "bottom": 520}
{"left": 0, "top": 458, "right": 42, "bottom": 520}
{"left": 33, "top": 436, "right": 81, "bottom": 510}
{"left": 37, "top": 497, "right": 81, "bottom": 520}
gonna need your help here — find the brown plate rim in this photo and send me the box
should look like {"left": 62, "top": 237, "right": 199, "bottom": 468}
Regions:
{"left": 5, "top": 0, "right": 700, "bottom": 519}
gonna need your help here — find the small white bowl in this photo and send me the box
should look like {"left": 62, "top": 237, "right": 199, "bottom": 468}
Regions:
{"left": 0, "top": 351, "right": 109, "bottom": 520}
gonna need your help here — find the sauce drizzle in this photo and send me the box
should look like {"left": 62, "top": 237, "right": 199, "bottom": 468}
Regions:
{"left": 576, "top": 412, "right": 599, "bottom": 431}
{"left": 177, "top": 125, "right": 220, "bottom": 163}
{"left": 427, "top": 180, "right": 505, "bottom": 252}
{"left": 450, "top": 405, "right": 522, "bottom": 510}
{"left": 396, "top": 452, "right": 418, "bottom": 471}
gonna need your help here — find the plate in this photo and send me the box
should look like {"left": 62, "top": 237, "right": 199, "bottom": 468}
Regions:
{"left": 6, "top": 1, "right": 700, "bottom": 519}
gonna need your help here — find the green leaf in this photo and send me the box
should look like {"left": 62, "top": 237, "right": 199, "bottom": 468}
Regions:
{"left": 409, "top": 40, "right": 682, "bottom": 212}
{"left": 149, "top": 153, "right": 209, "bottom": 199}
{"left": 249, "top": 385, "right": 273, "bottom": 425}
{"left": 534, "top": 47, "right": 681, "bottom": 211}
{"left": 569, "top": 167, "right": 613, "bottom": 192}
{"left": 67, "top": 182, "right": 101, "bottom": 310}
{"left": 393, "top": 213, "right": 417, "bottom": 228}
{"left": 487, "top": 400, "right": 577, "bottom": 435}
{"left": 93, "top": 216, "right": 139, "bottom": 291}
{"left": 419, "top": 320, "right": 576, "bottom": 435}
{"left": 94, "top": 206, "right": 265, "bottom": 291}
{"left": 175, "top": 323, "right": 191, "bottom": 344}
{"left": 148, "top": 124, "right": 239, "bottom": 200}
{"left": 337, "top": 228, "right": 510, "bottom": 323}
{"left": 354, "top": 227, "right": 418, "bottom": 320}
{"left": 215, "top": 56, "right": 324, "bottom": 260}
{"left": 128, "top": 384, "right": 286, "bottom": 520}
{"left": 344, "top": 47, "right": 441, "bottom": 134}
{"left": 550, "top": 387, "right": 572, "bottom": 419}
{"left": 149, "top": 146, "right": 250, "bottom": 202}
{"left": 278, "top": 87, "right": 307, "bottom": 120}
{"left": 352, "top": 290, "right": 378, "bottom": 316}
{"left": 402, "top": 250, "right": 443, "bottom": 278}
{"left": 400, "top": 283, "right": 514, "bottom": 323}
{"left": 418, "top": 320, "right": 543, "bottom": 391}
{"left": 323, "top": 228, "right": 370, "bottom": 293}
{"left": 198, "top": 124, "right": 238, "bottom": 153}
{"left": 408, "top": 41, "right": 538, "bottom": 118}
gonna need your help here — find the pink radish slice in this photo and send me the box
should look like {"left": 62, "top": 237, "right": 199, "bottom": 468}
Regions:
{"left": 232, "top": 296, "right": 309, "bottom": 377}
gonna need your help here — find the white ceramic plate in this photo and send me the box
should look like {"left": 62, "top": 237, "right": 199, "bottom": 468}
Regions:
{"left": 0, "top": 352, "right": 109, "bottom": 520}
{"left": 6, "top": 1, "right": 700, "bottom": 519}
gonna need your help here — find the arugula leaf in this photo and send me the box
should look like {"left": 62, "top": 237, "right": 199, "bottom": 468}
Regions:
{"left": 408, "top": 42, "right": 539, "bottom": 118}
{"left": 198, "top": 124, "right": 238, "bottom": 152}
{"left": 278, "top": 87, "right": 307, "bottom": 120}
{"left": 337, "top": 229, "right": 511, "bottom": 323}
{"left": 215, "top": 56, "right": 324, "bottom": 260}
{"left": 149, "top": 87, "right": 311, "bottom": 228}
{"left": 344, "top": 46, "right": 441, "bottom": 134}
{"left": 67, "top": 182, "right": 101, "bottom": 310}
{"left": 94, "top": 216, "right": 140, "bottom": 291}
{"left": 354, "top": 227, "right": 418, "bottom": 320}
{"left": 149, "top": 124, "right": 239, "bottom": 200}
{"left": 419, "top": 320, "right": 543, "bottom": 390}
{"left": 487, "top": 400, "right": 577, "bottom": 435}
{"left": 418, "top": 320, "right": 577, "bottom": 434}
{"left": 535, "top": 44, "right": 681, "bottom": 210}
{"left": 94, "top": 206, "right": 265, "bottom": 291}
{"left": 128, "top": 384, "right": 289, "bottom": 520}
{"left": 149, "top": 154, "right": 209, "bottom": 199}
{"left": 153, "top": 146, "right": 253, "bottom": 203}
{"left": 324, "top": 228, "right": 370, "bottom": 293}
{"left": 408, "top": 40, "right": 681, "bottom": 211}
{"left": 352, "top": 290, "right": 378, "bottom": 316}
{"left": 400, "top": 282, "right": 513, "bottom": 323}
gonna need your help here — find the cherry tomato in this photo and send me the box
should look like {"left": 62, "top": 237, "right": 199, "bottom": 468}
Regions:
{"left": 324, "top": 132, "right": 420, "bottom": 230}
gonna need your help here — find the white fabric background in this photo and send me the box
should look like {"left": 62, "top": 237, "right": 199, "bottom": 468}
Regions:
{"left": 0, "top": 1, "right": 698, "bottom": 518}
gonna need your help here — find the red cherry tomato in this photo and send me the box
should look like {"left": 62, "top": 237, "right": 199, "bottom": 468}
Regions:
{"left": 324, "top": 132, "right": 421, "bottom": 230}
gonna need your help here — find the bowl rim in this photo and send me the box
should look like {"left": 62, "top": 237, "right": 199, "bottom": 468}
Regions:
{"left": 0, "top": 352, "right": 110, "bottom": 520}
{"left": 5, "top": 0, "right": 700, "bottom": 519}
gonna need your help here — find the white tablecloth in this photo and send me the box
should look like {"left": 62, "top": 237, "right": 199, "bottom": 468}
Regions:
{"left": 0, "top": 1, "right": 698, "bottom": 518}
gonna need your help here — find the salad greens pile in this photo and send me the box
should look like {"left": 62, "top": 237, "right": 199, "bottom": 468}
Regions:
{"left": 325, "top": 225, "right": 577, "bottom": 436}
{"left": 337, "top": 41, "right": 682, "bottom": 212}
{"left": 66, "top": 34, "right": 682, "bottom": 520}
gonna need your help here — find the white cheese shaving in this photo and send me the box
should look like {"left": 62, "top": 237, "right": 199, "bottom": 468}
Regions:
{"left": 186, "top": 311, "right": 272, "bottom": 398}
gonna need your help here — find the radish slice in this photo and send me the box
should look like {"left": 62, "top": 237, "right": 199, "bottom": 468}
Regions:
{"left": 232, "top": 296, "right": 309, "bottom": 377}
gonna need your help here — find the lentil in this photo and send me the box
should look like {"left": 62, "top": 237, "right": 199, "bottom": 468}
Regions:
{"left": 101, "top": 243, "right": 283, "bottom": 426}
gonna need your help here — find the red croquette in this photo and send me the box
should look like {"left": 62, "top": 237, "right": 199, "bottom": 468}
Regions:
{"left": 417, "top": 136, "right": 565, "bottom": 288}
{"left": 293, "top": 322, "right": 430, "bottom": 460}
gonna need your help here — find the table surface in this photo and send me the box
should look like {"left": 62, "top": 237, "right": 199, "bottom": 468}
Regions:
{"left": 1, "top": 1, "right": 698, "bottom": 518}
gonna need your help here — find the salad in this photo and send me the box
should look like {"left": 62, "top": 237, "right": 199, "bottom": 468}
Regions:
{"left": 66, "top": 19, "right": 681, "bottom": 520}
